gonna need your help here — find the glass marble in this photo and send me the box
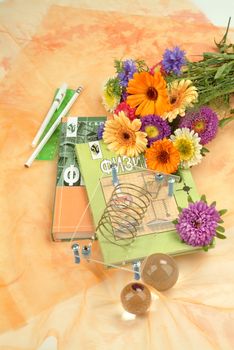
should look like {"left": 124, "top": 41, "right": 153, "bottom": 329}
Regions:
{"left": 120, "top": 282, "right": 151, "bottom": 315}
{"left": 141, "top": 253, "right": 179, "bottom": 291}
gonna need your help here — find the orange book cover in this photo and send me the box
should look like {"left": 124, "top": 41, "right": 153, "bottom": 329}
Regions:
{"left": 51, "top": 116, "right": 106, "bottom": 241}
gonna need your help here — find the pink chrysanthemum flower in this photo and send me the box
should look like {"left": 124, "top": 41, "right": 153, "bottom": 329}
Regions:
{"left": 176, "top": 201, "right": 220, "bottom": 247}
{"left": 179, "top": 106, "right": 219, "bottom": 145}
{"left": 114, "top": 101, "right": 137, "bottom": 121}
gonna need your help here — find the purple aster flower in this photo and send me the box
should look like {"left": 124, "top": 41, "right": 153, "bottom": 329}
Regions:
{"left": 140, "top": 114, "right": 171, "bottom": 146}
{"left": 179, "top": 106, "right": 219, "bottom": 145}
{"left": 97, "top": 122, "right": 105, "bottom": 140}
{"left": 176, "top": 201, "right": 220, "bottom": 247}
{"left": 162, "top": 47, "right": 186, "bottom": 75}
{"left": 117, "top": 59, "right": 137, "bottom": 88}
{"left": 121, "top": 90, "right": 128, "bottom": 102}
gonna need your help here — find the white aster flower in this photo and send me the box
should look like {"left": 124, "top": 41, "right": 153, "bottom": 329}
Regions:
{"left": 170, "top": 127, "right": 202, "bottom": 168}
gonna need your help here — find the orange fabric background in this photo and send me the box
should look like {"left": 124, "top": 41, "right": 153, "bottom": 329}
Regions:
{"left": 0, "top": 1, "right": 234, "bottom": 349}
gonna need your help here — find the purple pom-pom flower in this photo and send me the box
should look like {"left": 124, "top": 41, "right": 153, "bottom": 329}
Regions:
{"left": 179, "top": 106, "right": 219, "bottom": 145}
{"left": 162, "top": 46, "right": 186, "bottom": 75}
{"left": 176, "top": 201, "right": 220, "bottom": 247}
{"left": 97, "top": 122, "right": 105, "bottom": 140}
{"left": 140, "top": 114, "right": 171, "bottom": 146}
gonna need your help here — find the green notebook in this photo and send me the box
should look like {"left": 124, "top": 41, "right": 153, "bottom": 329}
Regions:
{"left": 76, "top": 140, "right": 201, "bottom": 265}
{"left": 36, "top": 88, "right": 76, "bottom": 160}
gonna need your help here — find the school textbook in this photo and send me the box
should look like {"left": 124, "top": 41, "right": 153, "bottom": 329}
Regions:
{"left": 51, "top": 116, "right": 106, "bottom": 241}
{"left": 76, "top": 140, "right": 202, "bottom": 265}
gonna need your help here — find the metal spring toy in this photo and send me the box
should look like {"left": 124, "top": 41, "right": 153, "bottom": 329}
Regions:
{"left": 96, "top": 182, "right": 151, "bottom": 246}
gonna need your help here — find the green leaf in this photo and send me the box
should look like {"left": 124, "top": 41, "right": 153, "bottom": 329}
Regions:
{"left": 201, "top": 148, "right": 209, "bottom": 157}
{"left": 219, "top": 209, "right": 228, "bottom": 216}
{"left": 209, "top": 238, "right": 215, "bottom": 246}
{"left": 210, "top": 201, "right": 216, "bottom": 207}
{"left": 200, "top": 194, "right": 207, "bottom": 203}
{"left": 135, "top": 59, "right": 149, "bottom": 72}
{"left": 216, "top": 226, "right": 225, "bottom": 233}
{"left": 187, "top": 195, "right": 193, "bottom": 203}
{"left": 114, "top": 59, "right": 124, "bottom": 73}
{"left": 105, "top": 77, "right": 122, "bottom": 97}
{"left": 218, "top": 218, "right": 224, "bottom": 224}
{"left": 202, "top": 246, "right": 209, "bottom": 252}
{"left": 219, "top": 116, "right": 234, "bottom": 128}
{"left": 172, "top": 219, "right": 178, "bottom": 225}
{"left": 214, "top": 17, "right": 231, "bottom": 53}
{"left": 178, "top": 206, "right": 183, "bottom": 213}
{"left": 216, "top": 232, "right": 226, "bottom": 239}
{"left": 214, "top": 63, "right": 228, "bottom": 79}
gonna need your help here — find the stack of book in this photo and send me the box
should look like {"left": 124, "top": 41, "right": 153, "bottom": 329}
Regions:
{"left": 52, "top": 117, "right": 201, "bottom": 265}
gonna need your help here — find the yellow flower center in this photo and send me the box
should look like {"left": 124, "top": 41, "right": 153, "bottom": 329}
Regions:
{"left": 145, "top": 125, "right": 159, "bottom": 138}
{"left": 146, "top": 87, "right": 158, "bottom": 101}
{"left": 193, "top": 120, "right": 206, "bottom": 133}
{"left": 174, "top": 138, "right": 194, "bottom": 161}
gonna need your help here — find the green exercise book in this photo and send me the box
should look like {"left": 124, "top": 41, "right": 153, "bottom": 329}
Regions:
{"left": 75, "top": 140, "right": 202, "bottom": 265}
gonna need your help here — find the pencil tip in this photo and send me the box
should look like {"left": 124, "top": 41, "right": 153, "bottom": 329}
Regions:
{"left": 76, "top": 86, "right": 83, "bottom": 93}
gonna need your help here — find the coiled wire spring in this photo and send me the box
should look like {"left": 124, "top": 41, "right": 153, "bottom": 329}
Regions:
{"left": 96, "top": 183, "right": 151, "bottom": 246}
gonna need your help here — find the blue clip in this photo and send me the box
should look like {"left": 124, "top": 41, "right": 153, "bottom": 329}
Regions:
{"left": 155, "top": 173, "right": 164, "bottom": 183}
{"left": 72, "top": 243, "right": 80, "bottom": 264}
{"left": 168, "top": 177, "right": 175, "bottom": 197}
{"left": 82, "top": 244, "right": 91, "bottom": 258}
{"left": 133, "top": 261, "right": 141, "bottom": 280}
{"left": 111, "top": 163, "right": 119, "bottom": 186}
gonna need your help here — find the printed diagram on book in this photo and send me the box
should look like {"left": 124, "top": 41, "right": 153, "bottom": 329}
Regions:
{"left": 57, "top": 119, "right": 102, "bottom": 187}
{"left": 100, "top": 171, "right": 179, "bottom": 240}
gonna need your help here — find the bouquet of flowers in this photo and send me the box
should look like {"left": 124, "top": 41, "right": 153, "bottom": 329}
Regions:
{"left": 98, "top": 22, "right": 234, "bottom": 250}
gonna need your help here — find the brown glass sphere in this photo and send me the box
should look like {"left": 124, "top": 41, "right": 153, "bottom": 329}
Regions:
{"left": 141, "top": 253, "right": 179, "bottom": 291}
{"left": 120, "top": 282, "right": 151, "bottom": 315}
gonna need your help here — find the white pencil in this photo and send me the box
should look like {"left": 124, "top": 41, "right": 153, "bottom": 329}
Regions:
{"left": 31, "top": 83, "right": 68, "bottom": 147}
{"left": 24, "top": 86, "right": 83, "bottom": 168}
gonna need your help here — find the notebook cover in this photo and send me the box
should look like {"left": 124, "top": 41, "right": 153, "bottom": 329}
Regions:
{"left": 51, "top": 116, "right": 106, "bottom": 241}
{"left": 76, "top": 140, "right": 202, "bottom": 265}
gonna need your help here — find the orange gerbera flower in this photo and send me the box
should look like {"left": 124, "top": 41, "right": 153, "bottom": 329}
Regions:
{"left": 103, "top": 111, "right": 147, "bottom": 157}
{"left": 145, "top": 138, "right": 180, "bottom": 174}
{"left": 126, "top": 71, "right": 171, "bottom": 117}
